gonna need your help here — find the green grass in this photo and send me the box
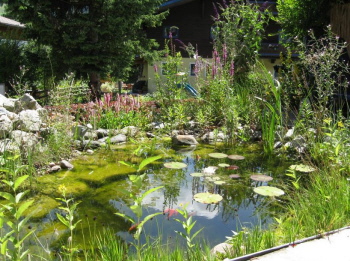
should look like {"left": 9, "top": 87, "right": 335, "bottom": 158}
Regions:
{"left": 225, "top": 168, "right": 350, "bottom": 259}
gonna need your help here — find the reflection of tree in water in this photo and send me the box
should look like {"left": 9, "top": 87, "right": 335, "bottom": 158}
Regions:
{"left": 154, "top": 167, "right": 187, "bottom": 209}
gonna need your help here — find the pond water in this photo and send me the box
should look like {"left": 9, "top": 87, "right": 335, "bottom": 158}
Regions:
{"left": 27, "top": 140, "right": 292, "bottom": 253}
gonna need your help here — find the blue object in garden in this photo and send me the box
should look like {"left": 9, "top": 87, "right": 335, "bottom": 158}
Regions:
{"left": 177, "top": 83, "right": 199, "bottom": 97}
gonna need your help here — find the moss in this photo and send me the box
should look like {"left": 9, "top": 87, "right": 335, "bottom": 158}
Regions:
{"left": 25, "top": 195, "right": 60, "bottom": 218}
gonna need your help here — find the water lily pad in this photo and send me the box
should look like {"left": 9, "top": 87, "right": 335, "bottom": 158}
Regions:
{"left": 289, "top": 164, "right": 316, "bottom": 173}
{"left": 194, "top": 192, "right": 223, "bottom": 204}
{"left": 208, "top": 153, "right": 228, "bottom": 159}
{"left": 253, "top": 186, "right": 285, "bottom": 197}
{"left": 229, "top": 174, "right": 241, "bottom": 179}
{"left": 202, "top": 166, "right": 218, "bottom": 175}
{"left": 190, "top": 172, "right": 204, "bottom": 177}
{"left": 164, "top": 162, "right": 187, "bottom": 169}
{"left": 218, "top": 163, "right": 230, "bottom": 168}
{"left": 227, "top": 165, "right": 239, "bottom": 170}
{"left": 228, "top": 155, "right": 245, "bottom": 160}
{"left": 214, "top": 180, "right": 226, "bottom": 185}
{"left": 250, "top": 174, "right": 273, "bottom": 182}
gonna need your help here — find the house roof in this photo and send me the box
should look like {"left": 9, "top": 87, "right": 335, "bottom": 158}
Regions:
{"left": 159, "top": 0, "right": 196, "bottom": 11}
{"left": 0, "top": 16, "right": 25, "bottom": 28}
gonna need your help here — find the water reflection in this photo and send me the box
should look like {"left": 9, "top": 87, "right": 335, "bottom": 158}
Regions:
{"left": 30, "top": 142, "right": 291, "bottom": 249}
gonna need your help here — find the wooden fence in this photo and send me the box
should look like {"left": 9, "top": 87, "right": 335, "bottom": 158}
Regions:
{"left": 331, "top": 3, "right": 350, "bottom": 55}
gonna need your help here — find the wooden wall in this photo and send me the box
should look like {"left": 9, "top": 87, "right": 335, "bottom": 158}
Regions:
{"left": 331, "top": 3, "right": 350, "bottom": 55}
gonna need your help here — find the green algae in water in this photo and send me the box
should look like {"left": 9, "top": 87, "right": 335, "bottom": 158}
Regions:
{"left": 24, "top": 141, "right": 293, "bottom": 252}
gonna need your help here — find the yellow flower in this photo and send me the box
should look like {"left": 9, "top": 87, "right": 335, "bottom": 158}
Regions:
{"left": 58, "top": 184, "right": 67, "bottom": 194}
{"left": 323, "top": 118, "right": 331, "bottom": 125}
{"left": 337, "top": 121, "right": 345, "bottom": 128}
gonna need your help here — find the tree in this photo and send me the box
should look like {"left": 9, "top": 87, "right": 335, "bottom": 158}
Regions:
{"left": 4, "top": 0, "right": 167, "bottom": 99}
{"left": 276, "top": 0, "right": 348, "bottom": 41}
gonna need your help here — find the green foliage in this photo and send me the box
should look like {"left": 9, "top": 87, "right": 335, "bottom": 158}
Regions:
{"left": 0, "top": 36, "right": 23, "bottom": 85}
{"left": 173, "top": 204, "right": 204, "bottom": 249}
{"left": 115, "top": 173, "right": 163, "bottom": 259}
{"left": 212, "top": 0, "right": 270, "bottom": 73}
{"left": 292, "top": 27, "right": 349, "bottom": 136}
{"left": 55, "top": 185, "right": 81, "bottom": 260}
{"left": 276, "top": 0, "right": 335, "bottom": 41}
{"left": 0, "top": 175, "right": 34, "bottom": 260}
{"left": 4, "top": 0, "right": 167, "bottom": 82}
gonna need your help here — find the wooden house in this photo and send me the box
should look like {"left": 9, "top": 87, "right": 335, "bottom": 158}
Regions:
{"left": 0, "top": 16, "right": 25, "bottom": 95}
{"left": 139, "top": 0, "right": 283, "bottom": 93}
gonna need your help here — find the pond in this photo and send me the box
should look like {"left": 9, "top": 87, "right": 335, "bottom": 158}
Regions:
{"left": 27, "top": 140, "right": 292, "bottom": 254}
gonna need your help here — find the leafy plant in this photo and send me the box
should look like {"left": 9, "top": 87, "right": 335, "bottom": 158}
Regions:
{"left": 119, "top": 154, "right": 162, "bottom": 173}
{"left": 115, "top": 173, "right": 163, "bottom": 259}
{"left": 55, "top": 185, "right": 81, "bottom": 261}
{"left": 0, "top": 175, "right": 34, "bottom": 260}
{"left": 173, "top": 204, "right": 203, "bottom": 249}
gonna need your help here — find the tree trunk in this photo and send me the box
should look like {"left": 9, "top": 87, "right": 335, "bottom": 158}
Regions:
{"left": 89, "top": 72, "right": 101, "bottom": 101}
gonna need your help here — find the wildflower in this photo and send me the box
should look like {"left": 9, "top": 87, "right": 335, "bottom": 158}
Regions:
{"left": 58, "top": 184, "right": 67, "bottom": 195}
{"left": 230, "top": 62, "right": 235, "bottom": 76}
{"left": 175, "top": 39, "right": 187, "bottom": 49}
{"left": 338, "top": 121, "right": 345, "bottom": 128}
{"left": 221, "top": 0, "right": 228, "bottom": 9}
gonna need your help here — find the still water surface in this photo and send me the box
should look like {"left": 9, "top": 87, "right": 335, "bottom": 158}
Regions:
{"left": 30, "top": 141, "right": 291, "bottom": 250}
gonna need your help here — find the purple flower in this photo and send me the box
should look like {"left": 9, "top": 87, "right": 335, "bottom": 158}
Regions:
{"left": 223, "top": 44, "right": 227, "bottom": 64}
{"left": 175, "top": 39, "right": 187, "bottom": 48}
{"left": 222, "top": 0, "right": 228, "bottom": 9}
{"left": 153, "top": 64, "right": 158, "bottom": 73}
{"left": 230, "top": 62, "right": 235, "bottom": 76}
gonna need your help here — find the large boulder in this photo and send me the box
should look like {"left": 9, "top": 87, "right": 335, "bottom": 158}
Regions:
{"left": 11, "top": 130, "right": 39, "bottom": 148}
{"left": 172, "top": 134, "right": 198, "bottom": 145}
{"left": 121, "top": 126, "right": 139, "bottom": 137}
{"left": 0, "top": 94, "right": 15, "bottom": 112}
{"left": 16, "top": 110, "right": 42, "bottom": 132}
{"left": 15, "top": 93, "right": 41, "bottom": 112}
{"left": 0, "top": 139, "right": 20, "bottom": 154}
{"left": 0, "top": 114, "right": 13, "bottom": 139}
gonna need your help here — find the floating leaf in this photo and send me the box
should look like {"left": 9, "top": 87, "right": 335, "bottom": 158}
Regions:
{"left": 202, "top": 166, "right": 218, "bottom": 175}
{"left": 229, "top": 174, "right": 241, "bottom": 179}
{"left": 214, "top": 180, "right": 226, "bottom": 185}
{"left": 289, "top": 164, "right": 316, "bottom": 173}
{"left": 208, "top": 153, "right": 228, "bottom": 159}
{"left": 218, "top": 163, "right": 230, "bottom": 168}
{"left": 190, "top": 172, "right": 204, "bottom": 177}
{"left": 164, "top": 162, "right": 187, "bottom": 169}
{"left": 250, "top": 174, "right": 273, "bottom": 182}
{"left": 227, "top": 165, "right": 239, "bottom": 170}
{"left": 194, "top": 192, "right": 223, "bottom": 204}
{"left": 253, "top": 186, "right": 285, "bottom": 197}
{"left": 228, "top": 155, "right": 245, "bottom": 160}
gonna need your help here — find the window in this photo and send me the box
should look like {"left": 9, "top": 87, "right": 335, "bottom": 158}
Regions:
{"left": 163, "top": 26, "right": 179, "bottom": 39}
{"left": 190, "top": 63, "right": 196, "bottom": 76}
